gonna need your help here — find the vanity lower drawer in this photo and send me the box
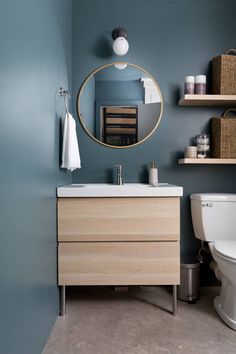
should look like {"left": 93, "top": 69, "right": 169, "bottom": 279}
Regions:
{"left": 58, "top": 197, "right": 180, "bottom": 242}
{"left": 58, "top": 242, "right": 180, "bottom": 286}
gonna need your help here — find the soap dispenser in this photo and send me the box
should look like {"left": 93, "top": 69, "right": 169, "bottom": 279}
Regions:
{"left": 149, "top": 161, "right": 158, "bottom": 187}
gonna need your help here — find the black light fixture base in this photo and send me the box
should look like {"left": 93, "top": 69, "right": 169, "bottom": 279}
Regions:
{"left": 112, "top": 27, "right": 128, "bottom": 40}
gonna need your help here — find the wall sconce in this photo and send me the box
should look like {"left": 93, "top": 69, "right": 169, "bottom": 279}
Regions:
{"left": 112, "top": 27, "right": 129, "bottom": 56}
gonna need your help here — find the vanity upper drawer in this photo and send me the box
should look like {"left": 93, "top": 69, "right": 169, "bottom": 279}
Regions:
{"left": 58, "top": 241, "right": 180, "bottom": 286}
{"left": 58, "top": 197, "right": 180, "bottom": 242}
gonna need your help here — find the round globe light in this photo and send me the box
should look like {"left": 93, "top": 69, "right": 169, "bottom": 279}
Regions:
{"left": 113, "top": 37, "right": 129, "bottom": 56}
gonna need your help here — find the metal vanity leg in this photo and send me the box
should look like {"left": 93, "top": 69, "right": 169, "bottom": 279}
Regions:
{"left": 60, "top": 286, "right": 66, "bottom": 316}
{"left": 172, "top": 285, "right": 178, "bottom": 316}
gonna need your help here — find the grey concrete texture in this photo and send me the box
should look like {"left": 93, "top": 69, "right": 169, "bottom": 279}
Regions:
{"left": 43, "top": 286, "right": 236, "bottom": 354}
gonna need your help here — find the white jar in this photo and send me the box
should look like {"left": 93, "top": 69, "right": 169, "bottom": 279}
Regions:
{"left": 184, "top": 76, "right": 195, "bottom": 94}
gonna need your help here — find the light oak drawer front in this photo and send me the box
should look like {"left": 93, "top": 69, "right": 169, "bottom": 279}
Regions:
{"left": 58, "top": 242, "right": 180, "bottom": 286}
{"left": 58, "top": 198, "right": 180, "bottom": 242}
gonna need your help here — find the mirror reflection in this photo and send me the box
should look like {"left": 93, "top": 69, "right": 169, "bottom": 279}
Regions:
{"left": 77, "top": 63, "right": 163, "bottom": 148}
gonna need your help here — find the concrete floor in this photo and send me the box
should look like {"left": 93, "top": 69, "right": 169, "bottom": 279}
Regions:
{"left": 43, "top": 286, "right": 236, "bottom": 354}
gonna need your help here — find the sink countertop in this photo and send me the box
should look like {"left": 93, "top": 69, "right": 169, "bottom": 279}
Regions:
{"left": 57, "top": 183, "right": 183, "bottom": 198}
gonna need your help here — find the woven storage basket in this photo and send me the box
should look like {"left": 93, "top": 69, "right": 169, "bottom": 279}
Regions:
{"left": 211, "top": 109, "right": 236, "bottom": 158}
{"left": 211, "top": 49, "right": 236, "bottom": 95}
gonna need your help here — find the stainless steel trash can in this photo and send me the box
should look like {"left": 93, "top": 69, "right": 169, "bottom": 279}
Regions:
{"left": 178, "top": 256, "right": 200, "bottom": 303}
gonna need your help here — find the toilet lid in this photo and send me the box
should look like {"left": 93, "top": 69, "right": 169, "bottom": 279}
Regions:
{"left": 214, "top": 241, "right": 236, "bottom": 260}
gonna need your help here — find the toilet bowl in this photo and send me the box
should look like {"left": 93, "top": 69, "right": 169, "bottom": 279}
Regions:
{"left": 190, "top": 193, "right": 236, "bottom": 330}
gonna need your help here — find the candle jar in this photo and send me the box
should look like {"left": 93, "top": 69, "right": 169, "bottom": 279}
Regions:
{"left": 184, "top": 76, "right": 195, "bottom": 94}
{"left": 195, "top": 75, "right": 206, "bottom": 94}
{"left": 185, "top": 146, "right": 197, "bottom": 158}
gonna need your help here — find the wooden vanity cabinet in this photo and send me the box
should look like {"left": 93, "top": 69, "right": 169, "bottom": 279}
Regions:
{"left": 57, "top": 197, "right": 180, "bottom": 315}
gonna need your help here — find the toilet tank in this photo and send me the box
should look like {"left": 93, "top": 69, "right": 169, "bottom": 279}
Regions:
{"left": 190, "top": 194, "right": 236, "bottom": 241}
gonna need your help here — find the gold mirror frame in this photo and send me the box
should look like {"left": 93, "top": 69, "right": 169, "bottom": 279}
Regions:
{"left": 77, "top": 62, "right": 163, "bottom": 149}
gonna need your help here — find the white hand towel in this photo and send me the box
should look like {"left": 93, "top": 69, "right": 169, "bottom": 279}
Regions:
{"left": 61, "top": 113, "right": 81, "bottom": 171}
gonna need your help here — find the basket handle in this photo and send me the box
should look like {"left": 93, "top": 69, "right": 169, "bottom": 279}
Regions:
{"left": 223, "top": 49, "right": 236, "bottom": 56}
{"left": 222, "top": 108, "right": 236, "bottom": 118}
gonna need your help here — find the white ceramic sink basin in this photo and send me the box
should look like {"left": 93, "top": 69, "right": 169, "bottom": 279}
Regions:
{"left": 57, "top": 183, "right": 183, "bottom": 197}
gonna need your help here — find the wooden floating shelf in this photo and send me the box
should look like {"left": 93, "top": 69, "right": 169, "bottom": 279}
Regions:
{"left": 179, "top": 94, "right": 236, "bottom": 106}
{"left": 178, "top": 158, "right": 236, "bottom": 165}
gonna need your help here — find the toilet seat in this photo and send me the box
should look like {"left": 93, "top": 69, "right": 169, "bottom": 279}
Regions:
{"left": 214, "top": 241, "right": 236, "bottom": 261}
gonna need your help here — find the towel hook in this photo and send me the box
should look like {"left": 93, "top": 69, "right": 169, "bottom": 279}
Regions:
{"left": 58, "top": 87, "right": 70, "bottom": 115}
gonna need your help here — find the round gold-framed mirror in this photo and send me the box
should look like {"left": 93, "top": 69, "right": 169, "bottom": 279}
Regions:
{"left": 77, "top": 62, "right": 163, "bottom": 148}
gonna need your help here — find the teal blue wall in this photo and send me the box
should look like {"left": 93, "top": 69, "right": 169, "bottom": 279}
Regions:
{"left": 0, "top": 1, "right": 71, "bottom": 354}
{"left": 80, "top": 76, "right": 95, "bottom": 134}
{"left": 95, "top": 80, "right": 143, "bottom": 102}
{"left": 72, "top": 0, "right": 236, "bottom": 258}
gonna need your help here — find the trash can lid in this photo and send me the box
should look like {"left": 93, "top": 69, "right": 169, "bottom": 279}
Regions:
{"left": 180, "top": 256, "right": 200, "bottom": 269}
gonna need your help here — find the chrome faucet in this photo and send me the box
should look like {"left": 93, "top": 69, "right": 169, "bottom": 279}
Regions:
{"left": 115, "top": 165, "right": 123, "bottom": 185}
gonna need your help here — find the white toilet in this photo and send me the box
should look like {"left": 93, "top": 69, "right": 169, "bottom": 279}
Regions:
{"left": 190, "top": 193, "right": 236, "bottom": 330}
